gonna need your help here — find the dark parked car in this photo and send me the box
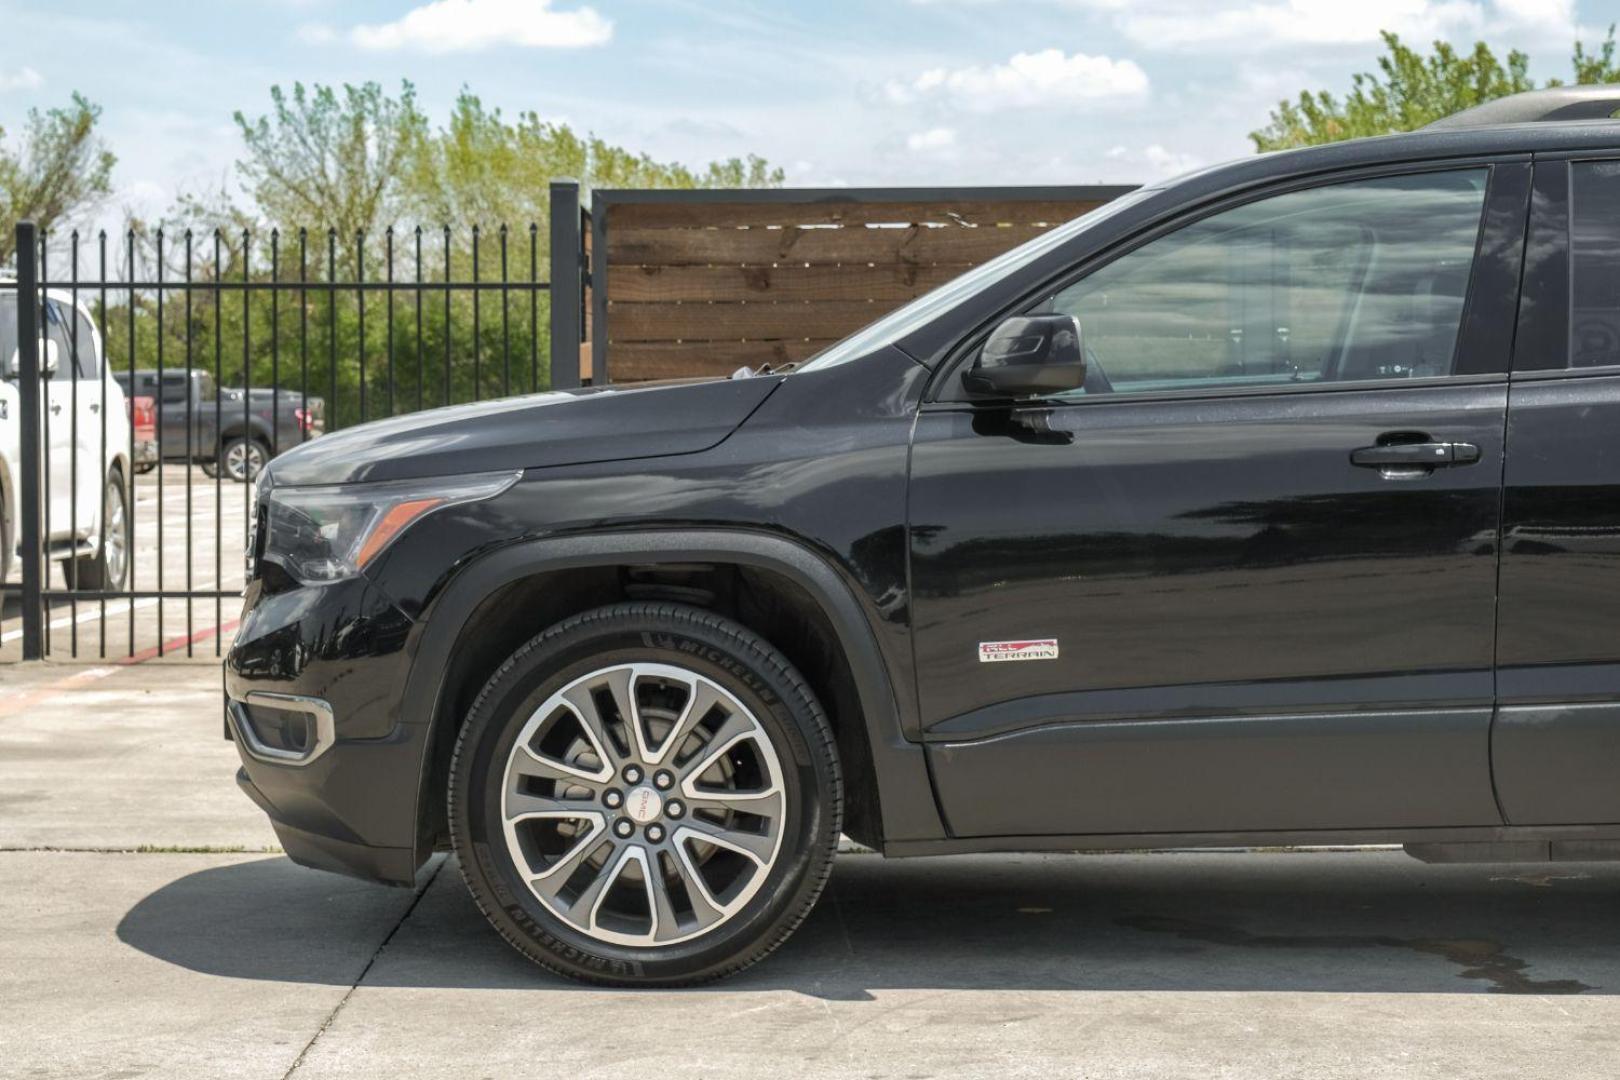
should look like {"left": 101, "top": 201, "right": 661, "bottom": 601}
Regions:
{"left": 111, "top": 368, "right": 324, "bottom": 481}
{"left": 228, "top": 86, "right": 1620, "bottom": 986}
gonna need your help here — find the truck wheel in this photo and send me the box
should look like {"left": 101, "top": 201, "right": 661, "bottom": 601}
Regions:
{"left": 220, "top": 437, "right": 268, "bottom": 483}
{"left": 450, "top": 602, "right": 843, "bottom": 987}
{"left": 63, "top": 466, "right": 130, "bottom": 592}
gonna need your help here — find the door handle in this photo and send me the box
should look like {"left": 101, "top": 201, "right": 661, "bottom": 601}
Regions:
{"left": 89, "top": 403, "right": 99, "bottom": 414}
{"left": 1350, "top": 439, "right": 1480, "bottom": 471}
{"left": 49, "top": 402, "right": 62, "bottom": 415}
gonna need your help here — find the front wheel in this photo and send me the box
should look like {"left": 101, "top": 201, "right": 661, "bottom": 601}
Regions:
{"left": 449, "top": 603, "right": 842, "bottom": 986}
{"left": 63, "top": 466, "right": 130, "bottom": 592}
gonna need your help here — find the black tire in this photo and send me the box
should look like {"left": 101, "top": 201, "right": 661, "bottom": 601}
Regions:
{"left": 63, "top": 466, "right": 130, "bottom": 592}
{"left": 450, "top": 602, "right": 842, "bottom": 987}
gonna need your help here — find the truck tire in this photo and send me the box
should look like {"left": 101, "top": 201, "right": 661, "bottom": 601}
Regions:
{"left": 63, "top": 466, "right": 130, "bottom": 592}
{"left": 449, "top": 602, "right": 843, "bottom": 987}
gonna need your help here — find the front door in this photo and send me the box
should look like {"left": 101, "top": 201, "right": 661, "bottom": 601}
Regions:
{"left": 911, "top": 164, "right": 1527, "bottom": 839}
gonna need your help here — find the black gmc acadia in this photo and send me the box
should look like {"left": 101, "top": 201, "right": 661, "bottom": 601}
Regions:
{"left": 227, "top": 87, "right": 1620, "bottom": 985}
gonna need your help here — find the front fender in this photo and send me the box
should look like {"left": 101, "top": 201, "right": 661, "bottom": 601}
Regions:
{"left": 400, "top": 528, "right": 947, "bottom": 869}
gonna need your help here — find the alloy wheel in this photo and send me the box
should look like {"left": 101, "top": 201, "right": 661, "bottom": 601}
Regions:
{"left": 226, "top": 440, "right": 266, "bottom": 482}
{"left": 499, "top": 662, "right": 787, "bottom": 948}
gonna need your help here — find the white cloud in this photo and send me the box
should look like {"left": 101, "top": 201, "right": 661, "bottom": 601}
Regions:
{"left": 906, "top": 126, "right": 958, "bottom": 150}
{"left": 311, "top": 0, "right": 612, "bottom": 54}
{"left": 1109, "top": 0, "right": 1485, "bottom": 51}
{"left": 0, "top": 66, "right": 44, "bottom": 91}
{"left": 885, "top": 49, "right": 1149, "bottom": 111}
{"left": 1105, "top": 142, "right": 1206, "bottom": 178}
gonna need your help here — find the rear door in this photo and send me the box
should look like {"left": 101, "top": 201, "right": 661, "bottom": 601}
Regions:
{"left": 911, "top": 162, "right": 1530, "bottom": 839}
{"left": 1494, "top": 154, "right": 1620, "bottom": 825}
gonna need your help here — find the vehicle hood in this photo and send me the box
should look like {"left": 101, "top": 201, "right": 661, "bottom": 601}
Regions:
{"left": 265, "top": 376, "right": 783, "bottom": 486}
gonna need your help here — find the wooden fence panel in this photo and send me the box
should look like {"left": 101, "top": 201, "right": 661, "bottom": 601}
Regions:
{"left": 597, "top": 189, "right": 1130, "bottom": 382}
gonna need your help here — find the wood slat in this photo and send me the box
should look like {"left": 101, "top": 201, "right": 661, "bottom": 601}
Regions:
{"left": 609, "top": 300, "right": 892, "bottom": 342}
{"left": 609, "top": 339, "right": 833, "bottom": 381}
{"left": 606, "top": 224, "right": 1052, "bottom": 267}
{"left": 610, "top": 199, "right": 1109, "bottom": 230}
{"left": 608, "top": 262, "right": 968, "bottom": 303}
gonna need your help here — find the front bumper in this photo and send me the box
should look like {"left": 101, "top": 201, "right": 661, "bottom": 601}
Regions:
{"left": 225, "top": 573, "right": 429, "bottom": 886}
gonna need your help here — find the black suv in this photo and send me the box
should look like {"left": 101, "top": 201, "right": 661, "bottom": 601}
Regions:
{"left": 227, "top": 87, "right": 1620, "bottom": 986}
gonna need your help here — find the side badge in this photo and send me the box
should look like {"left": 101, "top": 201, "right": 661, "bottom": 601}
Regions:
{"left": 978, "top": 639, "right": 1059, "bottom": 663}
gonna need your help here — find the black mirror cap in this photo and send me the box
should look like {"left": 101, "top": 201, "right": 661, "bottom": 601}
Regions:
{"left": 961, "top": 314, "right": 1086, "bottom": 398}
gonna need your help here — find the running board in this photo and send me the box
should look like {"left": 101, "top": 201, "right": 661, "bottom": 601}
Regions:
{"left": 1404, "top": 840, "right": 1620, "bottom": 864}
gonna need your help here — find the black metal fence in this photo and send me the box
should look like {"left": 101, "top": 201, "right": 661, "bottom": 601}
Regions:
{"left": 2, "top": 182, "right": 590, "bottom": 661}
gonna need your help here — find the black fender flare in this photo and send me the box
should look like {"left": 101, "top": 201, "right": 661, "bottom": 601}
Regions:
{"left": 400, "top": 528, "right": 947, "bottom": 863}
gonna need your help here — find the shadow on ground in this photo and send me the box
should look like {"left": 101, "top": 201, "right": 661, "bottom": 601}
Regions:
{"left": 117, "top": 850, "right": 1620, "bottom": 999}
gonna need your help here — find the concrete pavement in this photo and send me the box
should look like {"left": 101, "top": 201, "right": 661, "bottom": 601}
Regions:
{"left": 4, "top": 660, "right": 1620, "bottom": 1078}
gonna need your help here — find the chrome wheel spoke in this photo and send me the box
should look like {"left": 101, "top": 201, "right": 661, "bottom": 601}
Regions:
{"left": 682, "top": 788, "right": 783, "bottom": 817}
{"left": 672, "top": 840, "right": 731, "bottom": 926}
{"left": 505, "top": 788, "right": 598, "bottom": 820}
{"left": 512, "top": 741, "right": 611, "bottom": 788}
{"left": 578, "top": 843, "right": 642, "bottom": 929}
{"left": 524, "top": 820, "right": 607, "bottom": 897}
{"left": 677, "top": 712, "right": 760, "bottom": 785}
{"left": 648, "top": 860, "right": 687, "bottom": 943}
{"left": 648, "top": 676, "right": 722, "bottom": 767}
{"left": 560, "top": 683, "right": 627, "bottom": 771}
{"left": 676, "top": 818, "right": 776, "bottom": 867}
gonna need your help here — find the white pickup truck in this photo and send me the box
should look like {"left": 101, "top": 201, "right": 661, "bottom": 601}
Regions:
{"left": 0, "top": 288, "right": 132, "bottom": 591}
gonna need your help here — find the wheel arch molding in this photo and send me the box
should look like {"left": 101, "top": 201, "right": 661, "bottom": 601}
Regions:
{"left": 401, "top": 528, "right": 946, "bottom": 871}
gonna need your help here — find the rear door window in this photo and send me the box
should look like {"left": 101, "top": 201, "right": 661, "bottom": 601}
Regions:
{"left": 1571, "top": 160, "right": 1620, "bottom": 369}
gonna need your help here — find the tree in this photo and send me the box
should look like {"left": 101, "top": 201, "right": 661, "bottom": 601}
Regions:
{"left": 233, "top": 82, "right": 428, "bottom": 252}
{"left": 1251, "top": 27, "right": 1620, "bottom": 151}
{"left": 403, "top": 89, "right": 783, "bottom": 228}
{"left": 0, "top": 93, "right": 116, "bottom": 265}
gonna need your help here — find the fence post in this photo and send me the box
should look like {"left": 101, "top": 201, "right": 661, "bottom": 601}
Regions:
{"left": 549, "top": 180, "right": 583, "bottom": 390}
{"left": 14, "top": 221, "right": 44, "bottom": 660}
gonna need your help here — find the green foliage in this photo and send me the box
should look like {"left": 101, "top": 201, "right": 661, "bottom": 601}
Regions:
{"left": 1252, "top": 26, "right": 1620, "bottom": 151}
{"left": 0, "top": 93, "right": 116, "bottom": 265}
{"left": 233, "top": 82, "right": 429, "bottom": 260}
{"left": 407, "top": 90, "right": 783, "bottom": 229}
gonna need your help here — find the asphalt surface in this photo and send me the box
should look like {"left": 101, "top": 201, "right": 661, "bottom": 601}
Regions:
{"left": 3, "top": 663, "right": 1620, "bottom": 1078}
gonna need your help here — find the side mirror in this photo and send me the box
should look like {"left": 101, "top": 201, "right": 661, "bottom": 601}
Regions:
{"left": 1, "top": 348, "right": 15, "bottom": 380}
{"left": 961, "top": 314, "right": 1086, "bottom": 398}
{"left": 41, "top": 339, "right": 60, "bottom": 378}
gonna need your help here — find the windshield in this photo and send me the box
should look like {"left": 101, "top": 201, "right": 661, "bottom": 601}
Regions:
{"left": 796, "top": 189, "right": 1151, "bottom": 371}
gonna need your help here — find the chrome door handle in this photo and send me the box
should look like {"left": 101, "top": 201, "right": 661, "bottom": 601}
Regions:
{"left": 1350, "top": 440, "right": 1479, "bottom": 470}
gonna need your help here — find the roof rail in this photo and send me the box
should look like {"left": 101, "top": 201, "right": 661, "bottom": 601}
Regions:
{"left": 1425, "top": 85, "right": 1620, "bottom": 130}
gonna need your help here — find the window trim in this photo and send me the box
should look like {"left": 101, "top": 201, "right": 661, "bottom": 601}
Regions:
{"left": 925, "top": 155, "right": 1530, "bottom": 407}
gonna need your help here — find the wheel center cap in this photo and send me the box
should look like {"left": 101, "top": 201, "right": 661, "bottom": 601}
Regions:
{"left": 626, "top": 785, "right": 663, "bottom": 824}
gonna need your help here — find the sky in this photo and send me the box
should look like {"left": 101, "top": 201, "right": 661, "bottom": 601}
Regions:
{"left": 2, "top": 0, "right": 1619, "bottom": 223}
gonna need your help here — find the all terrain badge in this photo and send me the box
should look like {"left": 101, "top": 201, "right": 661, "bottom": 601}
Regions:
{"left": 978, "top": 639, "right": 1059, "bottom": 663}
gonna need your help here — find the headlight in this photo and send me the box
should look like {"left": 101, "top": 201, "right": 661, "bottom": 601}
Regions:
{"left": 261, "top": 471, "right": 520, "bottom": 585}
